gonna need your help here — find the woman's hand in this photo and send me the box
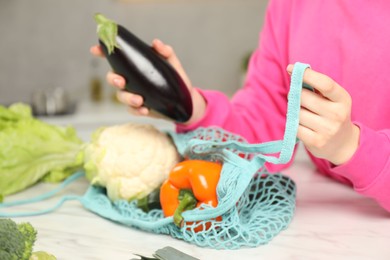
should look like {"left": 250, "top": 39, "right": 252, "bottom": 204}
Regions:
{"left": 287, "top": 64, "right": 360, "bottom": 165}
{"left": 90, "top": 39, "right": 206, "bottom": 124}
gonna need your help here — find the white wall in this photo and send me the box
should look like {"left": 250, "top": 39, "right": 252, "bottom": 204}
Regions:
{"left": 0, "top": 0, "right": 268, "bottom": 105}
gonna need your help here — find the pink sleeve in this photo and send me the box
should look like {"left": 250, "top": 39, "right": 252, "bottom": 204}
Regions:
{"left": 175, "top": 0, "right": 390, "bottom": 213}
{"left": 332, "top": 123, "right": 390, "bottom": 211}
{"left": 176, "top": 0, "right": 294, "bottom": 172}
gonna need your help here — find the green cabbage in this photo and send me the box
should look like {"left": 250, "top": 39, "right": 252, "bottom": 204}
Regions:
{"left": 0, "top": 103, "right": 84, "bottom": 198}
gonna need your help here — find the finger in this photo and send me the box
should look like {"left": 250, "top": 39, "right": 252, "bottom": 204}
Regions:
{"left": 299, "top": 107, "right": 325, "bottom": 132}
{"left": 297, "top": 124, "right": 317, "bottom": 146}
{"left": 152, "top": 39, "right": 172, "bottom": 59}
{"left": 152, "top": 39, "right": 182, "bottom": 69}
{"left": 106, "top": 72, "right": 125, "bottom": 89}
{"left": 299, "top": 107, "right": 337, "bottom": 140}
{"left": 302, "top": 69, "right": 347, "bottom": 102}
{"left": 152, "top": 39, "right": 192, "bottom": 89}
{"left": 127, "top": 105, "right": 169, "bottom": 119}
{"left": 137, "top": 107, "right": 150, "bottom": 116}
{"left": 300, "top": 88, "right": 330, "bottom": 116}
{"left": 287, "top": 64, "right": 346, "bottom": 102}
{"left": 90, "top": 45, "right": 105, "bottom": 57}
{"left": 116, "top": 90, "right": 144, "bottom": 107}
{"left": 127, "top": 106, "right": 150, "bottom": 117}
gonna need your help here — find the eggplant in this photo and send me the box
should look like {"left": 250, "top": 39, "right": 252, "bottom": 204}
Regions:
{"left": 94, "top": 14, "right": 193, "bottom": 122}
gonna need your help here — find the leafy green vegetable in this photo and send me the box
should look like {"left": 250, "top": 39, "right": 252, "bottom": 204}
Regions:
{"left": 0, "top": 103, "right": 84, "bottom": 198}
{"left": 0, "top": 218, "right": 37, "bottom": 260}
{"left": 30, "top": 251, "right": 57, "bottom": 260}
{"left": 0, "top": 219, "right": 57, "bottom": 260}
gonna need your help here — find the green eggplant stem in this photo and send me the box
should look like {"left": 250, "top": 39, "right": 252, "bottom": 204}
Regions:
{"left": 173, "top": 189, "right": 197, "bottom": 227}
{"left": 94, "top": 13, "right": 119, "bottom": 55}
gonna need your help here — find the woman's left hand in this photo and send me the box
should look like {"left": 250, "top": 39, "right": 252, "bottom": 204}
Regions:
{"left": 287, "top": 64, "right": 360, "bottom": 165}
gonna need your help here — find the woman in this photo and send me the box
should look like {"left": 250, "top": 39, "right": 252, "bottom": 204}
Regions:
{"left": 91, "top": 0, "right": 390, "bottom": 212}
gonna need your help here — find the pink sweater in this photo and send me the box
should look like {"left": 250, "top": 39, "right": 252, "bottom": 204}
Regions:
{"left": 177, "top": 0, "right": 390, "bottom": 212}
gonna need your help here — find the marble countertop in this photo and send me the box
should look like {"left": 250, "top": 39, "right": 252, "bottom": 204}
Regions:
{"left": 3, "top": 146, "right": 390, "bottom": 260}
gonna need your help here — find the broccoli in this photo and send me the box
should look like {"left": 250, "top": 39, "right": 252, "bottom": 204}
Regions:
{"left": 0, "top": 218, "right": 37, "bottom": 260}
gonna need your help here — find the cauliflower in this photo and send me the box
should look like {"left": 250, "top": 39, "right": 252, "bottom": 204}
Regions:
{"left": 84, "top": 123, "right": 180, "bottom": 201}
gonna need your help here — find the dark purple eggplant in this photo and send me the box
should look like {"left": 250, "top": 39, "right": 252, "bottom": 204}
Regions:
{"left": 94, "top": 14, "right": 193, "bottom": 122}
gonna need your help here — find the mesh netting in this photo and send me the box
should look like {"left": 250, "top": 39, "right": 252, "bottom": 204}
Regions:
{"left": 81, "top": 127, "right": 296, "bottom": 249}
{"left": 0, "top": 62, "right": 309, "bottom": 249}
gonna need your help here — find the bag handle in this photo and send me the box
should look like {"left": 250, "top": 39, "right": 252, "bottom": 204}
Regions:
{"left": 0, "top": 171, "right": 84, "bottom": 217}
{"left": 182, "top": 63, "right": 309, "bottom": 221}
{"left": 277, "top": 62, "right": 310, "bottom": 163}
{"left": 188, "top": 62, "right": 310, "bottom": 166}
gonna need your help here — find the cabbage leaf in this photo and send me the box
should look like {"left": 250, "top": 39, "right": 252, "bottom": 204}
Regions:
{"left": 0, "top": 103, "right": 84, "bottom": 197}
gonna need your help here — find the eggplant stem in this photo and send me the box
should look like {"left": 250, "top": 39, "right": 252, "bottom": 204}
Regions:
{"left": 94, "top": 13, "right": 119, "bottom": 55}
{"left": 94, "top": 13, "right": 110, "bottom": 24}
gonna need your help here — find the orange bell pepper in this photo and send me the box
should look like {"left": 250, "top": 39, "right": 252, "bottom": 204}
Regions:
{"left": 160, "top": 160, "right": 222, "bottom": 231}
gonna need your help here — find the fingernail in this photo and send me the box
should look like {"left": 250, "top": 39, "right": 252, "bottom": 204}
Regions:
{"left": 286, "top": 64, "right": 293, "bottom": 74}
{"left": 113, "top": 78, "right": 122, "bottom": 87}
{"left": 138, "top": 107, "right": 149, "bottom": 115}
{"left": 152, "top": 39, "right": 161, "bottom": 46}
{"left": 130, "top": 97, "right": 141, "bottom": 106}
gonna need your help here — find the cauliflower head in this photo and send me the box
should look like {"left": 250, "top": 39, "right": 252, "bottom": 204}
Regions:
{"left": 84, "top": 123, "right": 180, "bottom": 201}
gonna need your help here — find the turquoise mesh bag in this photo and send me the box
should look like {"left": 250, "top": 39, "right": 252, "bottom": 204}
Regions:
{"left": 0, "top": 62, "right": 310, "bottom": 250}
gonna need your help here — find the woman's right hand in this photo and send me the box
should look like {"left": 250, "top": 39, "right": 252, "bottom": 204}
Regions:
{"left": 90, "top": 39, "right": 206, "bottom": 124}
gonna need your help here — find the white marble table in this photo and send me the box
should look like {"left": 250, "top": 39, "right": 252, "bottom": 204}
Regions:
{"left": 2, "top": 146, "right": 389, "bottom": 260}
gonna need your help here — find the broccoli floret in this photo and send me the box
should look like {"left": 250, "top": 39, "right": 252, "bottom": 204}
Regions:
{"left": 18, "top": 222, "right": 37, "bottom": 259}
{"left": 0, "top": 218, "right": 37, "bottom": 260}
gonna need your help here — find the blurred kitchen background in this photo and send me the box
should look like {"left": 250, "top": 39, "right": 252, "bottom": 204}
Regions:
{"left": 0, "top": 0, "right": 269, "bottom": 138}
